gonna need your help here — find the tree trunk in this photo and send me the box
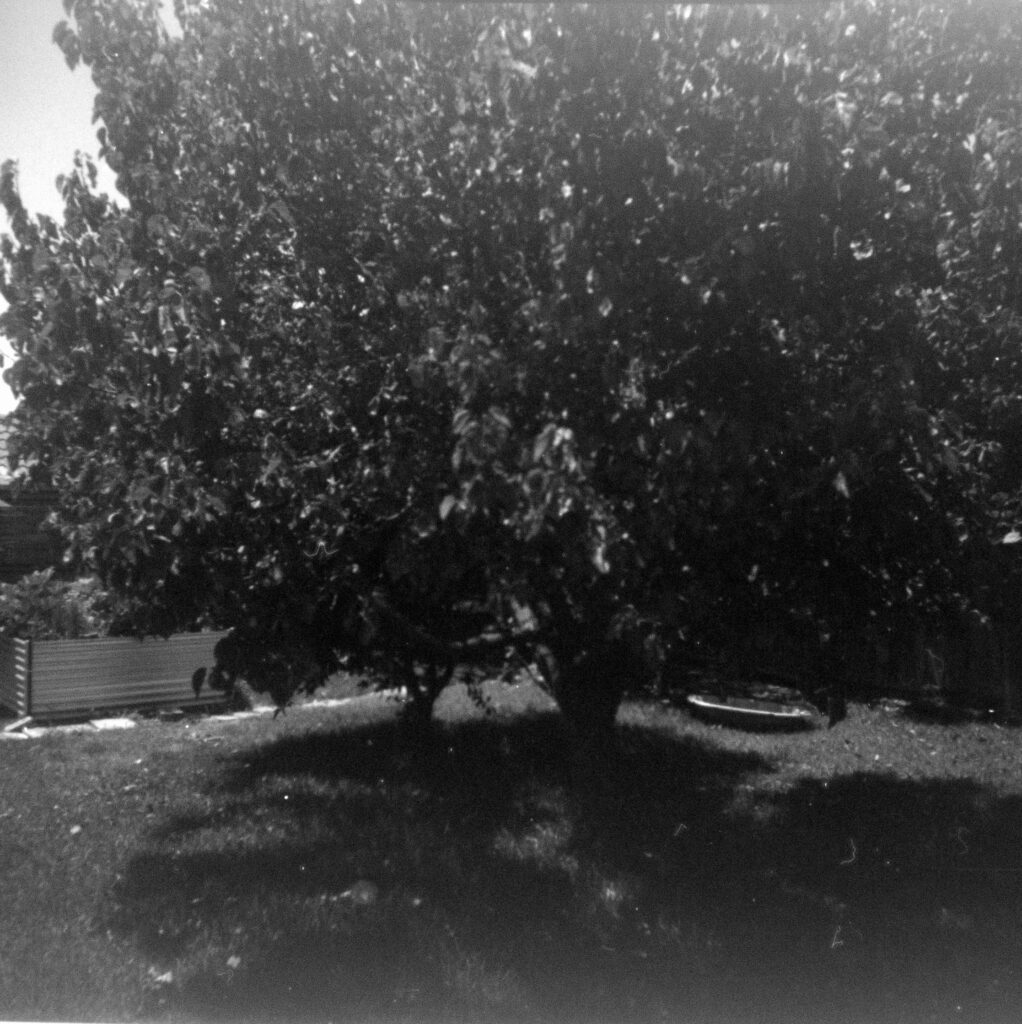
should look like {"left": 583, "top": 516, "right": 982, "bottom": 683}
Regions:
{"left": 537, "top": 642, "right": 628, "bottom": 784}
{"left": 399, "top": 657, "right": 454, "bottom": 734}
{"left": 997, "top": 622, "right": 1019, "bottom": 722}
{"left": 818, "top": 635, "right": 847, "bottom": 727}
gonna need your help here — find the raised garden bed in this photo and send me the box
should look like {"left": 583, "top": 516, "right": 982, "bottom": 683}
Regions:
{"left": 0, "top": 631, "right": 229, "bottom": 720}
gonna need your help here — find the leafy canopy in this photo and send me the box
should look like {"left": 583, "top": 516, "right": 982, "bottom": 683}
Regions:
{"left": 2, "top": 0, "right": 1022, "bottom": 730}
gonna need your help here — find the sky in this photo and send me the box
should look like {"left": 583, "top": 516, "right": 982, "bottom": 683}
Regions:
{"left": 0, "top": 0, "right": 129, "bottom": 413}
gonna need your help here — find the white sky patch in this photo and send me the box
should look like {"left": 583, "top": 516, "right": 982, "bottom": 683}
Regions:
{"left": 0, "top": 1, "right": 180, "bottom": 411}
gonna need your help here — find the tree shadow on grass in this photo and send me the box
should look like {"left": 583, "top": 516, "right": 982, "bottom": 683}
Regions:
{"left": 104, "top": 705, "right": 1022, "bottom": 1024}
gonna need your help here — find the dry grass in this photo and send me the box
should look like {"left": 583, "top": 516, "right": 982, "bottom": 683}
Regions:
{"left": 3, "top": 683, "right": 1022, "bottom": 1023}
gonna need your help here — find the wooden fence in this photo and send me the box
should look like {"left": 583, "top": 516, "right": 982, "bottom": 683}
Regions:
{"left": 0, "top": 496, "right": 61, "bottom": 584}
{"left": 740, "top": 612, "right": 1020, "bottom": 712}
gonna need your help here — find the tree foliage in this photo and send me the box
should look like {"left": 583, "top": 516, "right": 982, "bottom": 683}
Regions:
{"left": 2, "top": 0, "right": 1022, "bottom": 743}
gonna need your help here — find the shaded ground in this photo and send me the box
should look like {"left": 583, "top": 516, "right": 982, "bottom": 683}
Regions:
{"left": 2, "top": 683, "right": 1022, "bottom": 1023}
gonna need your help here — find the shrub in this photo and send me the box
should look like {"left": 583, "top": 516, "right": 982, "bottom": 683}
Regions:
{"left": 0, "top": 570, "right": 113, "bottom": 641}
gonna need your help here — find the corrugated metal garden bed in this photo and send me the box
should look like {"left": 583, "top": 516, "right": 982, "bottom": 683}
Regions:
{"left": 0, "top": 631, "right": 229, "bottom": 720}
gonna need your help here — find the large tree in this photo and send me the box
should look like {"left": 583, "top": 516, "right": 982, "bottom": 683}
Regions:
{"left": 2, "top": 0, "right": 1021, "bottom": 749}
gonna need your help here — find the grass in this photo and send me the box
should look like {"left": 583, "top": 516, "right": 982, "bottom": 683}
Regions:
{"left": 3, "top": 682, "right": 1022, "bottom": 1024}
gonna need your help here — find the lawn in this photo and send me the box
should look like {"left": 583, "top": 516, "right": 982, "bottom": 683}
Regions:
{"left": 2, "top": 681, "right": 1022, "bottom": 1024}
